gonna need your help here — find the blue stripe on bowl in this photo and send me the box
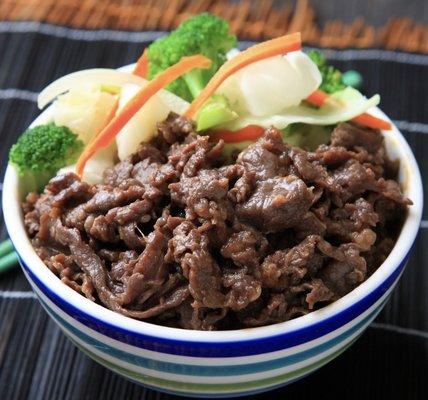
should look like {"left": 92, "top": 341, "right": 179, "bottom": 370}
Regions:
{"left": 37, "top": 291, "right": 386, "bottom": 376}
{"left": 16, "top": 244, "right": 411, "bottom": 357}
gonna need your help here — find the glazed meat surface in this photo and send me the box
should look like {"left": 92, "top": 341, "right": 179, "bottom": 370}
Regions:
{"left": 23, "top": 113, "right": 411, "bottom": 330}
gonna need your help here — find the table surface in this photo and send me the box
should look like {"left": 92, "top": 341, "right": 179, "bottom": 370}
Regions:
{"left": 0, "top": 13, "right": 427, "bottom": 400}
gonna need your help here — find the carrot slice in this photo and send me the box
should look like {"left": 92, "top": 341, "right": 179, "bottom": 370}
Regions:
{"left": 212, "top": 125, "right": 265, "bottom": 143}
{"left": 306, "top": 89, "right": 391, "bottom": 130}
{"left": 352, "top": 113, "right": 392, "bottom": 131}
{"left": 133, "top": 48, "right": 149, "bottom": 78}
{"left": 184, "top": 32, "right": 302, "bottom": 119}
{"left": 76, "top": 55, "right": 212, "bottom": 176}
{"left": 306, "top": 89, "right": 329, "bottom": 107}
{"left": 103, "top": 97, "right": 119, "bottom": 128}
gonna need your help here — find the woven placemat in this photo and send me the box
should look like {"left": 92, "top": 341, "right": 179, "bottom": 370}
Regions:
{"left": 0, "top": 2, "right": 427, "bottom": 399}
{"left": 1, "top": 0, "right": 427, "bottom": 53}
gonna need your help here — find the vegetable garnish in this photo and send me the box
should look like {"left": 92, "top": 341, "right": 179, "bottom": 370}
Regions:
{"left": 100, "top": 84, "right": 121, "bottom": 94}
{"left": 0, "top": 239, "right": 18, "bottom": 274}
{"left": 101, "top": 97, "right": 119, "bottom": 132}
{"left": 306, "top": 89, "right": 329, "bottom": 107}
{"left": 352, "top": 112, "right": 392, "bottom": 131}
{"left": 308, "top": 50, "right": 346, "bottom": 94}
{"left": 9, "top": 123, "right": 84, "bottom": 191}
{"left": 196, "top": 94, "right": 238, "bottom": 131}
{"left": 147, "top": 13, "right": 236, "bottom": 101}
{"left": 37, "top": 69, "right": 147, "bottom": 110}
{"left": 133, "top": 48, "right": 149, "bottom": 78}
{"left": 76, "top": 55, "right": 212, "bottom": 176}
{"left": 184, "top": 32, "right": 302, "bottom": 119}
{"left": 212, "top": 125, "right": 265, "bottom": 143}
{"left": 306, "top": 89, "right": 391, "bottom": 130}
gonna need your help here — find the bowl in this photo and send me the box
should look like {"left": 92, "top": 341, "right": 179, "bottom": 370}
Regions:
{"left": 2, "top": 100, "right": 423, "bottom": 397}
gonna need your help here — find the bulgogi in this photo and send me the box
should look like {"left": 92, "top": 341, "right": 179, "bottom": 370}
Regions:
{"left": 23, "top": 113, "right": 411, "bottom": 330}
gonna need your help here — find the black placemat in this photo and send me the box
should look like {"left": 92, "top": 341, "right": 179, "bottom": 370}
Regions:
{"left": 0, "top": 23, "right": 426, "bottom": 400}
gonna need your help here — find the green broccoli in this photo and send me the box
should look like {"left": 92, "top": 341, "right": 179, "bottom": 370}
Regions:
{"left": 9, "top": 123, "right": 84, "bottom": 192}
{"left": 177, "top": 12, "right": 237, "bottom": 53}
{"left": 148, "top": 13, "right": 237, "bottom": 101}
{"left": 308, "top": 50, "right": 346, "bottom": 94}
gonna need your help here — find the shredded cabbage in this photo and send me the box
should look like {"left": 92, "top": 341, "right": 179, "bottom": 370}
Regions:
{"left": 221, "top": 87, "right": 380, "bottom": 131}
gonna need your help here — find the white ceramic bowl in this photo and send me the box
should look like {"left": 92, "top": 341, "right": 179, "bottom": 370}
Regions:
{"left": 2, "top": 103, "right": 423, "bottom": 398}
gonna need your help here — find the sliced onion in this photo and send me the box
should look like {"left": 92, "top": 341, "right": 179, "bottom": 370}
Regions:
{"left": 218, "top": 51, "right": 321, "bottom": 117}
{"left": 115, "top": 84, "right": 189, "bottom": 160}
{"left": 38, "top": 69, "right": 148, "bottom": 110}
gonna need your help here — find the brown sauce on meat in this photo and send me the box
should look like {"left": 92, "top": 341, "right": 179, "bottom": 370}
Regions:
{"left": 23, "top": 113, "right": 411, "bottom": 330}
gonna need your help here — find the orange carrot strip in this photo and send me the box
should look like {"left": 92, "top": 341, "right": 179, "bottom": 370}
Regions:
{"left": 306, "top": 89, "right": 391, "bottom": 130}
{"left": 185, "top": 32, "right": 302, "bottom": 119}
{"left": 102, "top": 97, "right": 119, "bottom": 130}
{"left": 352, "top": 113, "right": 392, "bottom": 131}
{"left": 76, "top": 55, "right": 212, "bottom": 176}
{"left": 306, "top": 89, "right": 329, "bottom": 107}
{"left": 212, "top": 125, "right": 265, "bottom": 143}
{"left": 133, "top": 48, "right": 149, "bottom": 78}
{"left": 306, "top": 89, "right": 346, "bottom": 108}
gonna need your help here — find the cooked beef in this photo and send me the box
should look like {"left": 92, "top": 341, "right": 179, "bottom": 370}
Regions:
{"left": 23, "top": 113, "right": 411, "bottom": 330}
{"left": 236, "top": 175, "right": 314, "bottom": 233}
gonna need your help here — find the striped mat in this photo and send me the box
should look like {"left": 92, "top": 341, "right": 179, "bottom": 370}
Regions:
{"left": 1, "top": 0, "right": 428, "bottom": 52}
{"left": 0, "top": 17, "right": 427, "bottom": 400}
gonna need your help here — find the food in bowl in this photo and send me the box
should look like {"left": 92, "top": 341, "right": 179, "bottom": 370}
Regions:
{"left": 22, "top": 114, "right": 411, "bottom": 330}
{"left": 8, "top": 14, "right": 412, "bottom": 331}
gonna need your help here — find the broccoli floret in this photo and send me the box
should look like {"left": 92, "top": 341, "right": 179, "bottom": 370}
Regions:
{"left": 177, "top": 12, "right": 237, "bottom": 53}
{"left": 9, "top": 123, "right": 84, "bottom": 192}
{"left": 308, "top": 50, "right": 346, "bottom": 94}
{"left": 148, "top": 13, "right": 237, "bottom": 101}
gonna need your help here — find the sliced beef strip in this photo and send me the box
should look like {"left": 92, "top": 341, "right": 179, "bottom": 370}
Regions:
{"left": 237, "top": 128, "right": 288, "bottom": 180}
{"left": 103, "top": 160, "right": 133, "bottom": 187}
{"left": 170, "top": 169, "right": 229, "bottom": 205}
{"left": 118, "top": 223, "right": 145, "bottom": 250}
{"left": 220, "top": 223, "right": 268, "bottom": 269}
{"left": 258, "top": 235, "right": 325, "bottom": 290}
{"left": 223, "top": 269, "right": 262, "bottom": 311}
{"left": 165, "top": 221, "right": 208, "bottom": 266}
{"left": 289, "top": 147, "right": 338, "bottom": 192}
{"left": 236, "top": 175, "right": 314, "bottom": 233}
{"left": 44, "top": 213, "right": 120, "bottom": 307}
{"left": 184, "top": 249, "right": 226, "bottom": 309}
{"left": 156, "top": 112, "right": 195, "bottom": 147}
{"left": 239, "top": 293, "right": 290, "bottom": 327}
{"left": 84, "top": 185, "right": 145, "bottom": 213}
{"left": 318, "top": 243, "right": 367, "bottom": 297}
{"left": 331, "top": 123, "right": 383, "bottom": 154}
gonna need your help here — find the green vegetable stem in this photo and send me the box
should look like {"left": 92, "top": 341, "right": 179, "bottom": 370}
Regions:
{"left": 0, "top": 239, "right": 19, "bottom": 274}
{"left": 196, "top": 95, "right": 238, "bottom": 131}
